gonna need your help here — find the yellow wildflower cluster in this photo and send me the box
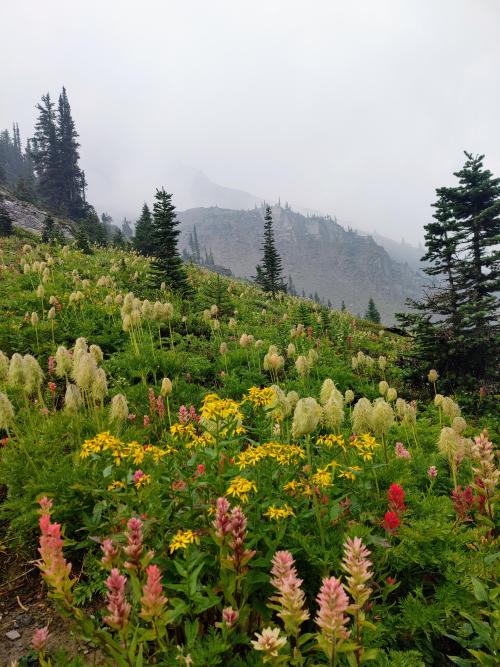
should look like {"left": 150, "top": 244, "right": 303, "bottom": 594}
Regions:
{"left": 107, "top": 480, "right": 125, "bottom": 491}
{"left": 169, "top": 529, "right": 200, "bottom": 554}
{"left": 236, "top": 442, "right": 305, "bottom": 469}
{"left": 311, "top": 466, "right": 335, "bottom": 489}
{"left": 170, "top": 422, "right": 216, "bottom": 449}
{"left": 243, "top": 386, "right": 275, "bottom": 408}
{"left": 225, "top": 476, "right": 257, "bottom": 503}
{"left": 316, "top": 434, "right": 347, "bottom": 451}
{"left": 283, "top": 479, "right": 313, "bottom": 497}
{"left": 351, "top": 433, "right": 380, "bottom": 462}
{"left": 200, "top": 393, "right": 246, "bottom": 437}
{"left": 80, "top": 432, "right": 175, "bottom": 466}
{"left": 134, "top": 473, "right": 152, "bottom": 489}
{"left": 264, "top": 504, "right": 295, "bottom": 521}
{"left": 338, "top": 465, "right": 362, "bottom": 481}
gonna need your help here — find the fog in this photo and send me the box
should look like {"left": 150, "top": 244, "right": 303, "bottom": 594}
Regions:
{"left": 2, "top": 0, "right": 500, "bottom": 244}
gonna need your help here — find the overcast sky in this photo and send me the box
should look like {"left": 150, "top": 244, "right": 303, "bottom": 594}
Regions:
{"left": 2, "top": 0, "right": 500, "bottom": 243}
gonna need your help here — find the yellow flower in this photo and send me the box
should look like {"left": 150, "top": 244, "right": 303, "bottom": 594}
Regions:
{"left": 264, "top": 504, "right": 295, "bottom": 521}
{"left": 316, "top": 434, "right": 346, "bottom": 451}
{"left": 311, "top": 467, "right": 333, "bottom": 488}
{"left": 169, "top": 529, "right": 199, "bottom": 554}
{"left": 107, "top": 480, "right": 125, "bottom": 491}
{"left": 225, "top": 476, "right": 257, "bottom": 503}
{"left": 244, "top": 386, "right": 275, "bottom": 408}
{"left": 338, "top": 466, "right": 361, "bottom": 481}
{"left": 135, "top": 473, "right": 151, "bottom": 489}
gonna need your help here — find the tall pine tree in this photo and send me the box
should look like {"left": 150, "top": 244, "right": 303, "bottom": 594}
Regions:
{"left": 255, "top": 205, "right": 286, "bottom": 296}
{"left": 397, "top": 152, "right": 499, "bottom": 385}
{"left": 56, "top": 87, "right": 86, "bottom": 218}
{"left": 134, "top": 203, "right": 155, "bottom": 256}
{"left": 31, "top": 93, "right": 60, "bottom": 209}
{"left": 149, "top": 188, "right": 192, "bottom": 294}
{"left": 365, "top": 298, "right": 381, "bottom": 323}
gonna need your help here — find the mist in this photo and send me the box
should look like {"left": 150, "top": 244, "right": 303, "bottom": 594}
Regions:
{"left": 2, "top": 0, "right": 500, "bottom": 244}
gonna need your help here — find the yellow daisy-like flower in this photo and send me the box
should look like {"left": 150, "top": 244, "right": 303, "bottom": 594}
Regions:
{"left": 169, "top": 529, "right": 200, "bottom": 554}
{"left": 107, "top": 480, "right": 125, "bottom": 491}
{"left": 135, "top": 473, "right": 151, "bottom": 489}
{"left": 316, "top": 434, "right": 346, "bottom": 451}
{"left": 311, "top": 467, "right": 333, "bottom": 488}
{"left": 338, "top": 466, "right": 361, "bottom": 481}
{"left": 244, "top": 386, "right": 275, "bottom": 408}
{"left": 264, "top": 504, "right": 295, "bottom": 521}
{"left": 225, "top": 476, "right": 257, "bottom": 503}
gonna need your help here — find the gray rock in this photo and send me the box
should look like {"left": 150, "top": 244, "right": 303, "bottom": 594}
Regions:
{"left": 5, "top": 629, "right": 21, "bottom": 640}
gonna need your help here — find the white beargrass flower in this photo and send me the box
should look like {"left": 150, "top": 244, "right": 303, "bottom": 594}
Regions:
{"left": 0, "top": 392, "right": 15, "bottom": 430}
{"left": 110, "top": 393, "right": 129, "bottom": 422}
{"left": 287, "top": 343, "right": 296, "bottom": 358}
{"left": 8, "top": 353, "right": 25, "bottom": 388}
{"left": 55, "top": 346, "right": 72, "bottom": 378}
{"left": 89, "top": 344, "right": 104, "bottom": 363}
{"left": 286, "top": 390, "right": 300, "bottom": 410}
{"left": 371, "top": 398, "right": 394, "bottom": 437}
{"left": 64, "top": 384, "right": 82, "bottom": 412}
{"left": 267, "top": 385, "right": 292, "bottom": 420}
{"left": 352, "top": 397, "right": 373, "bottom": 434}
{"left": 295, "top": 355, "right": 310, "bottom": 377}
{"left": 378, "top": 380, "right": 389, "bottom": 396}
{"left": 72, "top": 352, "right": 97, "bottom": 391}
{"left": 92, "top": 368, "right": 108, "bottom": 402}
{"left": 292, "top": 397, "right": 322, "bottom": 438}
{"left": 452, "top": 416, "right": 467, "bottom": 435}
{"left": 31, "top": 312, "right": 39, "bottom": 327}
{"left": 428, "top": 369, "right": 439, "bottom": 383}
{"left": 344, "top": 389, "right": 355, "bottom": 405}
{"left": 0, "top": 351, "right": 9, "bottom": 383}
{"left": 378, "top": 355, "right": 387, "bottom": 370}
{"left": 386, "top": 387, "right": 397, "bottom": 402}
{"left": 322, "top": 395, "right": 344, "bottom": 430}
{"left": 442, "top": 397, "right": 461, "bottom": 423}
{"left": 160, "top": 377, "right": 173, "bottom": 396}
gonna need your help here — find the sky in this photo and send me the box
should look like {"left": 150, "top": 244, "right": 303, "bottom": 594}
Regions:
{"left": 1, "top": 0, "right": 500, "bottom": 244}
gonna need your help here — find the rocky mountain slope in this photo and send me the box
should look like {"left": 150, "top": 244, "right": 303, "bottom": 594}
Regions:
{"left": 178, "top": 205, "right": 426, "bottom": 322}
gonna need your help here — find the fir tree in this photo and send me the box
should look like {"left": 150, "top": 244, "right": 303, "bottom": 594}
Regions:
{"left": 31, "top": 93, "right": 60, "bottom": 209}
{"left": 74, "top": 226, "right": 92, "bottom": 254}
{"left": 365, "top": 298, "right": 381, "bottom": 323}
{"left": 199, "top": 274, "right": 233, "bottom": 316}
{"left": 149, "top": 188, "right": 191, "bottom": 294}
{"left": 56, "top": 87, "right": 87, "bottom": 218}
{"left": 122, "top": 218, "right": 133, "bottom": 239}
{"left": 134, "top": 203, "right": 155, "bottom": 256}
{"left": 397, "top": 152, "right": 499, "bottom": 385}
{"left": 41, "top": 215, "right": 55, "bottom": 243}
{"left": 255, "top": 205, "right": 286, "bottom": 295}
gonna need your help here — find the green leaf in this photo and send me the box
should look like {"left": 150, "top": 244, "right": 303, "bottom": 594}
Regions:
{"left": 470, "top": 577, "right": 488, "bottom": 603}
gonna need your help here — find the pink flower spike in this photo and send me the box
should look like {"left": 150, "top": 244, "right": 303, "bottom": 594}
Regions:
{"left": 428, "top": 466, "right": 438, "bottom": 479}
{"left": 143, "top": 415, "right": 150, "bottom": 427}
{"left": 140, "top": 564, "right": 167, "bottom": 620}
{"left": 222, "top": 606, "right": 239, "bottom": 627}
{"left": 213, "top": 497, "right": 231, "bottom": 538}
{"left": 315, "top": 576, "right": 350, "bottom": 652}
{"left": 123, "top": 517, "right": 143, "bottom": 570}
{"left": 31, "top": 626, "right": 50, "bottom": 651}
{"left": 104, "top": 568, "right": 131, "bottom": 630}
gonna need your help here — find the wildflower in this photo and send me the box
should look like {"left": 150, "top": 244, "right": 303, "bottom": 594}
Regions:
{"left": 383, "top": 511, "right": 400, "bottom": 533}
{"left": 315, "top": 577, "right": 350, "bottom": 659}
{"left": 287, "top": 390, "right": 300, "bottom": 409}
{"left": 226, "top": 476, "right": 257, "bottom": 503}
{"left": 371, "top": 398, "right": 394, "bottom": 437}
{"left": 123, "top": 517, "right": 144, "bottom": 570}
{"left": 395, "top": 442, "right": 411, "bottom": 459}
{"left": 341, "top": 537, "right": 372, "bottom": 609}
{"left": 227, "top": 506, "right": 255, "bottom": 572}
{"left": 156, "top": 395, "right": 165, "bottom": 418}
{"left": 292, "top": 397, "right": 322, "bottom": 438}
{"left": 321, "top": 395, "right": 344, "bottom": 431}
{"left": 0, "top": 392, "right": 14, "bottom": 430}
{"left": 110, "top": 394, "right": 129, "bottom": 422}
{"left": 140, "top": 564, "right": 168, "bottom": 620}
{"left": 54, "top": 346, "right": 72, "bottom": 377}
{"left": 64, "top": 384, "right": 83, "bottom": 413}
{"left": 169, "top": 529, "right": 199, "bottom": 554}
{"left": 442, "top": 396, "right": 461, "bottom": 423}
{"left": 213, "top": 496, "right": 232, "bottom": 538}
{"left": 386, "top": 387, "right": 397, "bottom": 402}
{"left": 148, "top": 388, "right": 156, "bottom": 415}
{"left": 31, "top": 626, "right": 50, "bottom": 651}
{"left": 244, "top": 386, "right": 275, "bottom": 408}
{"left": 428, "top": 369, "right": 439, "bottom": 383}
{"left": 428, "top": 465, "right": 438, "bottom": 479}
{"left": 378, "top": 355, "right": 387, "bottom": 370}
{"left": 378, "top": 380, "right": 389, "bottom": 396}
{"left": 37, "top": 500, "right": 73, "bottom": 604}
{"left": 72, "top": 352, "right": 97, "bottom": 391}
{"left": 251, "top": 627, "right": 287, "bottom": 659}
{"left": 388, "top": 483, "right": 406, "bottom": 515}
{"left": 451, "top": 486, "right": 475, "bottom": 521}
{"left": 295, "top": 354, "right": 310, "bottom": 377}
{"left": 101, "top": 539, "right": 119, "bottom": 568}
{"left": 104, "top": 568, "right": 131, "bottom": 630}
{"left": 222, "top": 606, "right": 239, "bottom": 628}
{"left": 471, "top": 429, "right": 499, "bottom": 499}
{"left": 351, "top": 397, "right": 373, "bottom": 434}
{"left": 344, "top": 389, "right": 355, "bottom": 405}
{"left": 264, "top": 504, "right": 296, "bottom": 521}
{"left": 434, "top": 393, "right": 444, "bottom": 407}
{"left": 31, "top": 311, "right": 39, "bottom": 327}
{"left": 0, "top": 350, "right": 9, "bottom": 383}
{"left": 287, "top": 342, "right": 296, "bottom": 358}
{"left": 160, "top": 377, "right": 173, "bottom": 396}
{"left": 452, "top": 416, "right": 467, "bottom": 435}
{"left": 92, "top": 368, "right": 108, "bottom": 402}
{"left": 270, "top": 550, "right": 309, "bottom": 634}
{"left": 196, "top": 463, "right": 205, "bottom": 476}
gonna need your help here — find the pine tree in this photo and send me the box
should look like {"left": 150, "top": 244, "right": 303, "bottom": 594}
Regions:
{"left": 199, "top": 274, "right": 233, "bottom": 316}
{"left": 255, "top": 205, "right": 286, "bottom": 295}
{"left": 75, "top": 226, "right": 92, "bottom": 254}
{"left": 122, "top": 218, "right": 133, "bottom": 239}
{"left": 56, "top": 87, "right": 86, "bottom": 218}
{"left": 365, "top": 298, "right": 381, "bottom": 323}
{"left": 397, "top": 152, "right": 499, "bottom": 385}
{"left": 41, "top": 215, "right": 55, "bottom": 243}
{"left": 134, "top": 203, "right": 155, "bottom": 256}
{"left": 149, "top": 188, "right": 191, "bottom": 294}
{"left": 31, "top": 93, "right": 60, "bottom": 209}
{"left": 0, "top": 205, "right": 13, "bottom": 236}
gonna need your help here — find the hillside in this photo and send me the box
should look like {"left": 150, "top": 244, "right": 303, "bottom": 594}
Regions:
{"left": 178, "top": 204, "right": 426, "bottom": 321}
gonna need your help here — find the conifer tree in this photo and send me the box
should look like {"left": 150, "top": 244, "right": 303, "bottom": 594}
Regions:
{"left": 149, "top": 188, "right": 192, "bottom": 294}
{"left": 41, "top": 215, "right": 55, "bottom": 243}
{"left": 31, "top": 94, "right": 60, "bottom": 209}
{"left": 365, "top": 298, "right": 381, "bottom": 323}
{"left": 397, "top": 152, "right": 499, "bottom": 385}
{"left": 56, "top": 87, "right": 87, "bottom": 218}
{"left": 255, "top": 205, "right": 286, "bottom": 296}
{"left": 134, "top": 203, "right": 155, "bottom": 256}
{"left": 199, "top": 274, "right": 233, "bottom": 316}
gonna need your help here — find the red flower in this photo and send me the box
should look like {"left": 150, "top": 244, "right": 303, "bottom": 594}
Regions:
{"left": 387, "top": 484, "right": 406, "bottom": 515}
{"left": 386, "top": 576, "right": 397, "bottom": 586}
{"left": 196, "top": 464, "right": 205, "bottom": 476}
{"left": 383, "top": 511, "right": 400, "bottom": 533}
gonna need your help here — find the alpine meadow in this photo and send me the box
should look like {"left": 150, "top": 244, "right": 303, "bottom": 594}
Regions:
{"left": 0, "top": 2, "right": 499, "bottom": 667}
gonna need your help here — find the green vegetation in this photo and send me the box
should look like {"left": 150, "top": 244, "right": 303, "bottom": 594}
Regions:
{"left": 0, "top": 234, "right": 497, "bottom": 666}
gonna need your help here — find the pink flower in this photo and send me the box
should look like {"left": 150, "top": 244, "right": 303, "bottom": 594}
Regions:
{"left": 196, "top": 464, "right": 205, "bottom": 476}
{"left": 101, "top": 539, "right": 119, "bottom": 568}
{"left": 37, "top": 502, "right": 73, "bottom": 602}
{"left": 104, "top": 568, "right": 131, "bottom": 630}
{"left": 132, "top": 469, "right": 145, "bottom": 484}
{"left": 270, "top": 550, "right": 309, "bottom": 634}
{"left": 189, "top": 405, "right": 200, "bottom": 422}
{"left": 123, "top": 517, "right": 143, "bottom": 570}
{"left": 148, "top": 388, "right": 156, "bottom": 415}
{"left": 341, "top": 536, "right": 372, "bottom": 608}
{"left": 395, "top": 442, "right": 411, "bottom": 460}
{"left": 178, "top": 405, "right": 189, "bottom": 424}
{"left": 387, "top": 484, "right": 406, "bottom": 515}
{"left": 428, "top": 466, "right": 438, "bottom": 479}
{"left": 222, "top": 606, "right": 239, "bottom": 627}
{"left": 213, "top": 497, "right": 232, "bottom": 539}
{"left": 140, "top": 564, "right": 167, "bottom": 620}
{"left": 48, "top": 356, "right": 55, "bottom": 375}
{"left": 31, "top": 626, "right": 50, "bottom": 651}
{"left": 156, "top": 395, "right": 165, "bottom": 418}
{"left": 227, "top": 506, "right": 255, "bottom": 574}
{"left": 128, "top": 413, "right": 136, "bottom": 421}
{"left": 143, "top": 415, "right": 150, "bottom": 427}
{"left": 48, "top": 381, "right": 56, "bottom": 395}
{"left": 315, "top": 576, "right": 350, "bottom": 655}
